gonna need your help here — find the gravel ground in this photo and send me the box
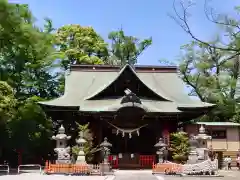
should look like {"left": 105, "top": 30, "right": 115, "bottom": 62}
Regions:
{"left": 0, "top": 169, "right": 240, "bottom": 180}
{"left": 156, "top": 170, "right": 240, "bottom": 180}
{"left": 114, "top": 170, "right": 157, "bottom": 180}
{"left": 0, "top": 174, "right": 115, "bottom": 180}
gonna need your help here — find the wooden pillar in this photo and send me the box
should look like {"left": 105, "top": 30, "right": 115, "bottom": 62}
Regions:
{"left": 97, "top": 119, "right": 103, "bottom": 163}
{"left": 17, "top": 149, "right": 22, "bottom": 165}
{"left": 98, "top": 119, "right": 103, "bottom": 144}
{"left": 162, "top": 121, "right": 170, "bottom": 145}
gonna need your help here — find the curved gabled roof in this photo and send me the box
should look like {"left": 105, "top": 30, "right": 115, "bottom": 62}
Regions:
{"left": 39, "top": 64, "right": 215, "bottom": 112}
{"left": 84, "top": 64, "right": 171, "bottom": 101}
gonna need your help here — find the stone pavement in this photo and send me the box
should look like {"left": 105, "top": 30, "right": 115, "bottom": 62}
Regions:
{"left": 114, "top": 169, "right": 240, "bottom": 180}
{"left": 156, "top": 170, "right": 240, "bottom": 180}
{"left": 114, "top": 170, "right": 157, "bottom": 180}
{"left": 0, "top": 174, "right": 115, "bottom": 180}
{"left": 1, "top": 169, "right": 240, "bottom": 180}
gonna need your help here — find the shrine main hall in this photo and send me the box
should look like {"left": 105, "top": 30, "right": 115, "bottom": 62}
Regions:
{"left": 40, "top": 64, "right": 214, "bottom": 168}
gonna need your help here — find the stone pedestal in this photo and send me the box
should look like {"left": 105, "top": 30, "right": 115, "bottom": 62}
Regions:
{"left": 187, "top": 150, "right": 198, "bottom": 164}
{"left": 76, "top": 149, "right": 86, "bottom": 164}
{"left": 100, "top": 137, "right": 112, "bottom": 175}
{"left": 100, "top": 163, "right": 111, "bottom": 175}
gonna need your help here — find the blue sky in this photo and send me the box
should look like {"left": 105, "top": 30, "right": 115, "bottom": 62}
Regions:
{"left": 13, "top": 0, "right": 238, "bottom": 65}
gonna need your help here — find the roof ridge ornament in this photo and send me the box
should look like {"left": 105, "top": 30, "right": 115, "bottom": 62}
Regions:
{"left": 121, "top": 89, "right": 142, "bottom": 104}
{"left": 58, "top": 125, "right": 65, "bottom": 134}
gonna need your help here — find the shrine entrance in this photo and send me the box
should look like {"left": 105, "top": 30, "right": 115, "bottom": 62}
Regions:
{"left": 102, "top": 106, "right": 158, "bottom": 169}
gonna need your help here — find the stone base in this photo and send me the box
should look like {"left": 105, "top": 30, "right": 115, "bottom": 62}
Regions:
{"left": 76, "top": 155, "right": 86, "bottom": 164}
{"left": 76, "top": 161, "right": 87, "bottom": 164}
{"left": 187, "top": 152, "right": 198, "bottom": 164}
{"left": 56, "top": 159, "right": 71, "bottom": 164}
{"left": 100, "top": 163, "right": 111, "bottom": 175}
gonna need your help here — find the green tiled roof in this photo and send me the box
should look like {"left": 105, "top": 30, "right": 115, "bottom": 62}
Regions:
{"left": 196, "top": 122, "right": 240, "bottom": 126}
{"left": 39, "top": 64, "right": 215, "bottom": 113}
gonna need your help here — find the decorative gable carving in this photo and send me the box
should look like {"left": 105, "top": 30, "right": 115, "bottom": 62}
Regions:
{"left": 121, "top": 89, "right": 142, "bottom": 104}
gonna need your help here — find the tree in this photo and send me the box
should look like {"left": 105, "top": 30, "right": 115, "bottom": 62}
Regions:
{"left": 0, "top": 1, "right": 60, "bottom": 99}
{"left": 108, "top": 28, "right": 152, "bottom": 65}
{"left": 7, "top": 97, "right": 53, "bottom": 163}
{"left": 169, "top": 131, "right": 190, "bottom": 163}
{"left": 171, "top": 0, "right": 240, "bottom": 61}
{"left": 54, "top": 25, "right": 109, "bottom": 70}
{"left": 171, "top": 0, "right": 240, "bottom": 122}
{"left": 0, "top": 1, "right": 58, "bottom": 164}
{"left": 179, "top": 41, "right": 239, "bottom": 121}
{"left": 54, "top": 25, "right": 110, "bottom": 94}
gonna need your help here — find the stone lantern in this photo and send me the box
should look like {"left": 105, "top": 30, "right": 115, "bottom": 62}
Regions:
{"left": 75, "top": 131, "right": 87, "bottom": 164}
{"left": 100, "top": 137, "right": 112, "bottom": 163}
{"left": 154, "top": 138, "right": 167, "bottom": 163}
{"left": 52, "top": 125, "right": 71, "bottom": 164}
{"left": 194, "top": 124, "right": 212, "bottom": 160}
{"left": 187, "top": 134, "right": 199, "bottom": 164}
{"left": 100, "top": 137, "right": 112, "bottom": 174}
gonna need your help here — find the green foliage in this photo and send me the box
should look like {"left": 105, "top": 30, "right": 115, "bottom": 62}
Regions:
{"left": 179, "top": 40, "right": 240, "bottom": 121}
{"left": 0, "top": 1, "right": 60, "bottom": 99}
{"left": 54, "top": 24, "right": 109, "bottom": 70}
{"left": 169, "top": 132, "right": 190, "bottom": 163}
{"left": 8, "top": 98, "right": 52, "bottom": 154}
{"left": 172, "top": 1, "right": 240, "bottom": 122}
{"left": 0, "top": 81, "right": 17, "bottom": 123}
{"left": 108, "top": 28, "right": 152, "bottom": 65}
{"left": 0, "top": 1, "right": 57, "bottom": 163}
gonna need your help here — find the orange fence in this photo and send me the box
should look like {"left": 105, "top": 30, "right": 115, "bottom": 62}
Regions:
{"left": 152, "top": 162, "right": 183, "bottom": 174}
{"left": 44, "top": 161, "right": 100, "bottom": 175}
{"left": 140, "top": 155, "right": 155, "bottom": 168}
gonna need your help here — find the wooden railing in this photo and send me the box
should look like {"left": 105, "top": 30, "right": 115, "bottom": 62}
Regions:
{"left": 140, "top": 155, "right": 155, "bottom": 168}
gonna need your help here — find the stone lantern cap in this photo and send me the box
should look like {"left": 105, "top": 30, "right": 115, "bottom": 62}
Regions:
{"left": 194, "top": 124, "right": 212, "bottom": 140}
{"left": 76, "top": 138, "right": 87, "bottom": 144}
{"left": 100, "top": 137, "right": 112, "bottom": 148}
{"left": 76, "top": 131, "right": 86, "bottom": 144}
{"left": 52, "top": 125, "right": 71, "bottom": 140}
{"left": 154, "top": 138, "right": 167, "bottom": 148}
{"left": 189, "top": 134, "right": 199, "bottom": 148}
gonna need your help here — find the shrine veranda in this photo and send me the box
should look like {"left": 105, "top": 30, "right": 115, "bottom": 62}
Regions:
{"left": 39, "top": 64, "right": 215, "bottom": 168}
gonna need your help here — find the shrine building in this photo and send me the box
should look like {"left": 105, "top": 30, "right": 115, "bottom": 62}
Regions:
{"left": 40, "top": 64, "right": 215, "bottom": 169}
